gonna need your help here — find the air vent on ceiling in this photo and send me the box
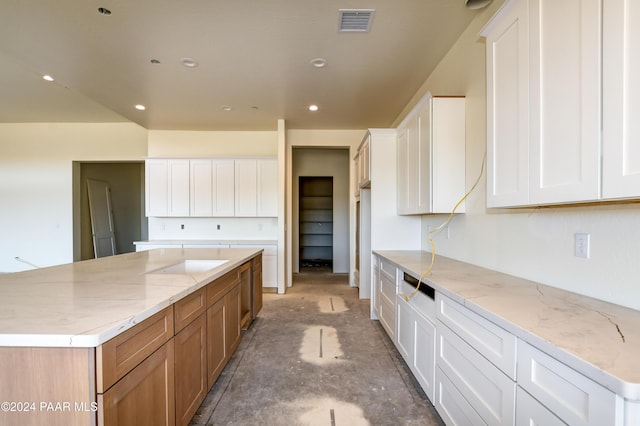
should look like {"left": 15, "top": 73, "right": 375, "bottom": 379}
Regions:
{"left": 338, "top": 9, "right": 375, "bottom": 32}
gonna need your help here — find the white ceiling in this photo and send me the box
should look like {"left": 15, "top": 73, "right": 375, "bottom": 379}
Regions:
{"left": 0, "top": 0, "right": 481, "bottom": 131}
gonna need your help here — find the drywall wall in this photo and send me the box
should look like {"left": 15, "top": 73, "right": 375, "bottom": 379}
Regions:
{"left": 399, "top": 0, "right": 640, "bottom": 311}
{"left": 0, "top": 123, "right": 148, "bottom": 272}
{"left": 147, "top": 130, "right": 277, "bottom": 157}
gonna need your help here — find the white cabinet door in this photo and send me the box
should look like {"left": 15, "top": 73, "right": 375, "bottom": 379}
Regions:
{"left": 167, "top": 159, "right": 190, "bottom": 216}
{"left": 396, "top": 295, "right": 414, "bottom": 361}
{"left": 257, "top": 159, "right": 277, "bottom": 217}
{"left": 602, "top": 0, "right": 640, "bottom": 199}
{"left": 213, "top": 160, "right": 235, "bottom": 216}
{"left": 528, "top": 0, "right": 601, "bottom": 204}
{"left": 484, "top": 0, "right": 531, "bottom": 207}
{"left": 413, "top": 310, "right": 436, "bottom": 403}
{"left": 358, "top": 135, "right": 371, "bottom": 188}
{"left": 145, "top": 159, "right": 169, "bottom": 216}
{"left": 484, "top": 0, "right": 601, "bottom": 207}
{"left": 396, "top": 126, "right": 409, "bottom": 215}
{"left": 397, "top": 94, "right": 466, "bottom": 214}
{"left": 190, "top": 159, "right": 213, "bottom": 217}
{"left": 234, "top": 160, "right": 258, "bottom": 217}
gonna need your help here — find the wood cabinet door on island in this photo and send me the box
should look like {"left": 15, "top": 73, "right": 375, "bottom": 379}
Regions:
{"left": 175, "top": 314, "right": 207, "bottom": 426}
{"left": 99, "top": 339, "right": 175, "bottom": 426}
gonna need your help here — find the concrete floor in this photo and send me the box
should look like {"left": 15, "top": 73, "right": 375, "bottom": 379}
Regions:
{"left": 190, "top": 270, "right": 445, "bottom": 425}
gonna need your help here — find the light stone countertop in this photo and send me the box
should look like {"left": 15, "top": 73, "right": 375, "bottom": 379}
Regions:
{"left": 0, "top": 248, "right": 261, "bottom": 348}
{"left": 374, "top": 250, "right": 640, "bottom": 400}
{"left": 134, "top": 240, "right": 277, "bottom": 245}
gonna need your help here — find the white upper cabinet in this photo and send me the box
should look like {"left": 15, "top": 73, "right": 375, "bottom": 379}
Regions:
{"left": 145, "top": 159, "right": 190, "bottom": 217}
{"left": 190, "top": 159, "right": 235, "bottom": 217}
{"left": 602, "top": 0, "right": 640, "bottom": 199}
{"left": 235, "top": 159, "right": 278, "bottom": 217}
{"left": 145, "top": 158, "right": 276, "bottom": 217}
{"left": 356, "top": 134, "right": 371, "bottom": 189}
{"left": 484, "top": 0, "right": 640, "bottom": 207}
{"left": 397, "top": 93, "right": 466, "bottom": 215}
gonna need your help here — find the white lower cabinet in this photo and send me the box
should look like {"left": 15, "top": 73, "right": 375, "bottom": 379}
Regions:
{"left": 436, "top": 321, "right": 516, "bottom": 425}
{"left": 435, "top": 366, "right": 487, "bottom": 426}
{"left": 230, "top": 244, "right": 277, "bottom": 289}
{"left": 517, "top": 340, "right": 621, "bottom": 426}
{"left": 516, "top": 386, "right": 564, "bottom": 426}
{"left": 396, "top": 279, "right": 437, "bottom": 402}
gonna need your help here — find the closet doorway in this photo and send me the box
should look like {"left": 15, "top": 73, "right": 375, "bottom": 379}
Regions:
{"left": 299, "top": 177, "right": 333, "bottom": 270}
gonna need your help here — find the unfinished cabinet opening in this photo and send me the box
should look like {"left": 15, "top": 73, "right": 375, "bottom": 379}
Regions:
{"left": 299, "top": 177, "right": 333, "bottom": 270}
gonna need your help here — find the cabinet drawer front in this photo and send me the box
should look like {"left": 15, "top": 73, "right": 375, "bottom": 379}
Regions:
{"left": 174, "top": 288, "right": 206, "bottom": 332}
{"left": 97, "top": 306, "right": 174, "bottom": 393}
{"left": 436, "top": 293, "right": 516, "bottom": 378}
{"left": 516, "top": 386, "right": 564, "bottom": 426}
{"left": 378, "top": 296, "right": 396, "bottom": 339}
{"left": 437, "top": 322, "right": 515, "bottom": 425}
{"left": 517, "top": 340, "right": 618, "bottom": 426}
{"left": 206, "top": 268, "right": 240, "bottom": 307}
{"left": 435, "top": 366, "right": 487, "bottom": 426}
{"left": 380, "top": 274, "right": 396, "bottom": 304}
{"left": 380, "top": 259, "right": 396, "bottom": 283}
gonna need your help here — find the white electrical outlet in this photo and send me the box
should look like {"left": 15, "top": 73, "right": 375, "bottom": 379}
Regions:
{"left": 574, "top": 233, "right": 590, "bottom": 258}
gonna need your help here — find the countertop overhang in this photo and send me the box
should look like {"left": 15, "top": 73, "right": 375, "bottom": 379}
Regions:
{"left": 0, "top": 248, "right": 261, "bottom": 348}
{"left": 374, "top": 250, "right": 640, "bottom": 400}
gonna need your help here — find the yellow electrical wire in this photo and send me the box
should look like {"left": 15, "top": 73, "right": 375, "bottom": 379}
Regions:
{"left": 402, "top": 151, "right": 487, "bottom": 302}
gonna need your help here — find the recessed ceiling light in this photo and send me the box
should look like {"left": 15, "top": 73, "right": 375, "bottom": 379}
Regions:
{"left": 222, "top": 106, "right": 232, "bottom": 111}
{"left": 42, "top": 75, "right": 54, "bottom": 82}
{"left": 310, "top": 58, "right": 328, "bottom": 68}
{"left": 135, "top": 104, "right": 146, "bottom": 111}
{"left": 181, "top": 58, "right": 199, "bottom": 68}
{"left": 308, "top": 105, "right": 319, "bottom": 112}
{"left": 150, "top": 59, "right": 161, "bottom": 64}
{"left": 97, "top": 7, "right": 112, "bottom": 15}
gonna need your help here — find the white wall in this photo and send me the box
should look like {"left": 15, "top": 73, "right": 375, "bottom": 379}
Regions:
{"left": 397, "top": 0, "right": 640, "bottom": 311}
{"left": 0, "top": 123, "right": 148, "bottom": 272}
{"left": 147, "top": 130, "right": 277, "bottom": 157}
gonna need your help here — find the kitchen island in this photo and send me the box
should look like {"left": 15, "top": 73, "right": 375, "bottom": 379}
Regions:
{"left": 0, "top": 247, "right": 263, "bottom": 426}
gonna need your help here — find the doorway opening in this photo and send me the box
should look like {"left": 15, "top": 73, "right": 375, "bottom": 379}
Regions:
{"left": 73, "top": 161, "right": 146, "bottom": 261}
{"left": 299, "top": 176, "right": 333, "bottom": 272}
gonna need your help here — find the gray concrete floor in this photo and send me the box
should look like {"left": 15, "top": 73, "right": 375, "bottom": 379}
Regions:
{"left": 190, "top": 270, "right": 445, "bottom": 426}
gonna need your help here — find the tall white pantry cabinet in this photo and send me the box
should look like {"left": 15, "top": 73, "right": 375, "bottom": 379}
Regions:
{"left": 483, "top": 0, "right": 640, "bottom": 208}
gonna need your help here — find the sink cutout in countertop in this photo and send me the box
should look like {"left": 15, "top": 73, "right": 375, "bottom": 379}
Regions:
{"left": 147, "top": 259, "right": 228, "bottom": 275}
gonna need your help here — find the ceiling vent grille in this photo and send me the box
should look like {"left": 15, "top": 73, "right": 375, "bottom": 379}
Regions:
{"left": 338, "top": 9, "right": 375, "bottom": 32}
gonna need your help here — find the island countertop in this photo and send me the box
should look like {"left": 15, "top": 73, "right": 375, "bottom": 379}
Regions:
{"left": 374, "top": 250, "right": 640, "bottom": 400}
{"left": 0, "top": 248, "right": 261, "bottom": 348}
